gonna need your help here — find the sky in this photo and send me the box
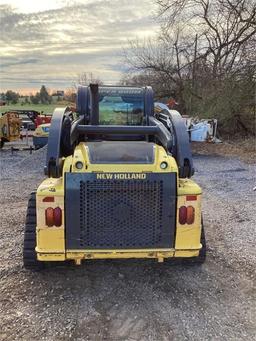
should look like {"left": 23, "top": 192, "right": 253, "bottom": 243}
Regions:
{"left": 0, "top": 0, "right": 159, "bottom": 93}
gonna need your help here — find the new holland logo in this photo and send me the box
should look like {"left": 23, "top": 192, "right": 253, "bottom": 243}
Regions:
{"left": 96, "top": 173, "right": 147, "bottom": 180}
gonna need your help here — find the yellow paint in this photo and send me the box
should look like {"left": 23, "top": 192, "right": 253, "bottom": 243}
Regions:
{"left": 35, "top": 141, "right": 203, "bottom": 262}
{"left": 36, "top": 228, "right": 65, "bottom": 253}
{"left": 62, "top": 155, "right": 73, "bottom": 174}
{"left": 37, "top": 253, "right": 66, "bottom": 261}
{"left": 37, "top": 177, "right": 64, "bottom": 196}
{"left": 175, "top": 192, "right": 202, "bottom": 250}
{"left": 64, "top": 249, "right": 200, "bottom": 259}
{"left": 71, "top": 143, "right": 178, "bottom": 174}
{"left": 178, "top": 179, "right": 202, "bottom": 195}
{"left": 33, "top": 123, "right": 50, "bottom": 137}
{"left": 0, "top": 112, "right": 21, "bottom": 142}
{"left": 37, "top": 248, "right": 200, "bottom": 261}
{"left": 36, "top": 178, "right": 65, "bottom": 254}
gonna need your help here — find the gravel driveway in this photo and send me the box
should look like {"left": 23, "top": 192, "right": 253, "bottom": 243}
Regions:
{"left": 0, "top": 147, "right": 255, "bottom": 341}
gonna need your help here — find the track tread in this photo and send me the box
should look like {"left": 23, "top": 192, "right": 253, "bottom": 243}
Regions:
{"left": 23, "top": 192, "right": 44, "bottom": 271}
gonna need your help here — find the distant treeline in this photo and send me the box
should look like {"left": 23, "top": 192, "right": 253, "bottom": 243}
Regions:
{"left": 0, "top": 86, "right": 70, "bottom": 106}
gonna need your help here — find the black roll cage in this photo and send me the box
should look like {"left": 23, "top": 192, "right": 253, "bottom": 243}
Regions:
{"left": 45, "top": 84, "right": 194, "bottom": 178}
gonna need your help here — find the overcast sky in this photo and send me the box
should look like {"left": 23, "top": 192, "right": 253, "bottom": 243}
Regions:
{"left": 0, "top": 0, "right": 159, "bottom": 93}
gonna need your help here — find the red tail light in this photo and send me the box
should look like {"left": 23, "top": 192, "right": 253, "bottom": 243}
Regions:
{"left": 179, "top": 206, "right": 195, "bottom": 225}
{"left": 45, "top": 207, "right": 62, "bottom": 227}
{"left": 54, "top": 207, "right": 62, "bottom": 227}
{"left": 45, "top": 207, "right": 54, "bottom": 227}
{"left": 187, "top": 206, "right": 195, "bottom": 224}
{"left": 179, "top": 206, "right": 187, "bottom": 225}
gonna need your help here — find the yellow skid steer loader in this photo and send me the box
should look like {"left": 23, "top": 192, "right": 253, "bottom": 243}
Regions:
{"left": 23, "top": 84, "right": 205, "bottom": 270}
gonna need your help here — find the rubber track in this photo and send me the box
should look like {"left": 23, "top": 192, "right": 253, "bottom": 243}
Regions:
{"left": 23, "top": 192, "right": 44, "bottom": 271}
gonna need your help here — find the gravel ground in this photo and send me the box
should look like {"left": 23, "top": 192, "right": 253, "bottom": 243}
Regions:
{"left": 0, "top": 146, "right": 255, "bottom": 341}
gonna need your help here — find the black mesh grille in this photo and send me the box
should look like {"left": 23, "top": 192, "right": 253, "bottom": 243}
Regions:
{"left": 79, "top": 180, "right": 164, "bottom": 248}
{"left": 65, "top": 172, "right": 176, "bottom": 249}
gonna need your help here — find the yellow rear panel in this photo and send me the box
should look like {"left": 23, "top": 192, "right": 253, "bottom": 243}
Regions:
{"left": 36, "top": 142, "right": 202, "bottom": 262}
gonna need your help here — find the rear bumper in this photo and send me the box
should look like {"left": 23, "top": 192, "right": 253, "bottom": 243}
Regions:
{"left": 36, "top": 248, "right": 201, "bottom": 262}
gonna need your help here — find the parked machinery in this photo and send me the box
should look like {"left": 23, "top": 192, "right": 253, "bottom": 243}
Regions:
{"left": 11, "top": 109, "right": 52, "bottom": 128}
{"left": 5, "top": 109, "right": 52, "bottom": 148}
{"left": 23, "top": 84, "right": 206, "bottom": 270}
{"left": 33, "top": 123, "right": 51, "bottom": 149}
{"left": 0, "top": 111, "right": 22, "bottom": 148}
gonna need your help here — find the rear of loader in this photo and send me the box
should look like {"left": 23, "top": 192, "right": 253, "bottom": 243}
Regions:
{"left": 23, "top": 84, "right": 206, "bottom": 270}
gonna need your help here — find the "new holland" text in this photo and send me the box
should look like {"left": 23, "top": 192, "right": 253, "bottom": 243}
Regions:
{"left": 96, "top": 173, "right": 146, "bottom": 180}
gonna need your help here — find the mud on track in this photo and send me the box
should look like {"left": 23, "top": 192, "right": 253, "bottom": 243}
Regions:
{"left": 0, "top": 148, "right": 255, "bottom": 341}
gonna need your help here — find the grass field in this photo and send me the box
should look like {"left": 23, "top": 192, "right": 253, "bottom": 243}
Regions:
{"left": 0, "top": 101, "right": 73, "bottom": 115}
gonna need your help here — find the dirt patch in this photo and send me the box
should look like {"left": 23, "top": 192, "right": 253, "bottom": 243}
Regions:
{"left": 192, "top": 137, "right": 256, "bottom": 164}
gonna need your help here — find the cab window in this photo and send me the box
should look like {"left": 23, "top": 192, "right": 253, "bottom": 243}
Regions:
{"left": 99, "top": 87, "right": 144, "bottom": 125}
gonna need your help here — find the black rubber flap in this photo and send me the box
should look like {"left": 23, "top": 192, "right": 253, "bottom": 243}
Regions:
{"left": 65, "top": 172, "right": 177, "bottom": 249}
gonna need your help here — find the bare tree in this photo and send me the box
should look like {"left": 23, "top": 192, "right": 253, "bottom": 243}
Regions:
{"left": 120, "top": 70, "right": 176, "bottom": 99}
{"left": 64, "top": 88, "right": 76, "bottom": 103}
{"left": 157, "top": 0, "right": 256, "bottom": 75}
{"left": 72, "top": 72, "right": 103, "bottom": 89}
{"left": 124, "top": 34, "right": 194, "bottom": 113}
{"left": 123, "top": 0, "right": 256, "bottom": 134}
